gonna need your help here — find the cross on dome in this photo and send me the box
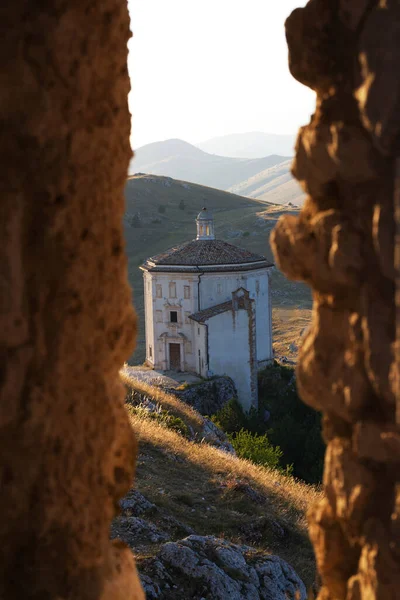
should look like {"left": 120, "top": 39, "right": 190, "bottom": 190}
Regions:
{"left": 196, "top": 207, "right": 215, "bottom": 240}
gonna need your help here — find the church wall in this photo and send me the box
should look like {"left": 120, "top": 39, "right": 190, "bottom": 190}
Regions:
{"left": 143, "top": 271, "right": 199, "bottom": 371}
{"left": 199, "top": 267, "right": 272, "bottom": 366}
{"left": 143, "top": 271, "right": 155, "bottom": 367}
{"left": 193, "top": 323, "right": 208, "bottom": 377}
{"left": 207, "top": 309, "right": 257, "bottom": 412}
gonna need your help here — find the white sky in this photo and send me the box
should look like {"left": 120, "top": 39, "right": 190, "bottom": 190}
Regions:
{"left": 127, "top": 0, "right": 314, "bottom": 149}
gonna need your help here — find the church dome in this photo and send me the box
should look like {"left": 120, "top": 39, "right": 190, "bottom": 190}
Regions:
{"left": 196, "top": 207, "right": 212, "bottom": 221}
{"left": 141, "top": 206, "right": 274, "bottom": 273}
{"left": 196, "top": 207, "right": 215, "bottom": 240}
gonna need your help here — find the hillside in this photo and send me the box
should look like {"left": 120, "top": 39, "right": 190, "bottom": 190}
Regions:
{"left": 123, "top": 174, "right": 311, "bottom": 364}
{"left": 113, "top": 372, "right": 321, "bottom": 597}
{"left": 229, "top": 159, "right": 305, "bottom": 207}
{"left": 129, "top": 139, "right": 305, "bottom": 206}
{"left": 197, "top": 131, "right": 296, "bottom": 158}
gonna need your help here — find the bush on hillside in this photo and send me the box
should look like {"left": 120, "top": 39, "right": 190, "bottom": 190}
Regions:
{"left": 211, "top": 398, "right": 248, "bottom": 433}
{"left": 228, "top": 429, "right": 285, "bottom": 472}
{"left": 212, "top": 363, "right": 325, "bottom": 484}
{"left": 257, "top": 362, "right": 325, "bottom": 484}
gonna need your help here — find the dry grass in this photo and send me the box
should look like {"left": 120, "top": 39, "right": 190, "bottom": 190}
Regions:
{"left": 120, "top": 370, "right": 204, "bottom": 434}
{"left": 272, "top": 306, "right": 312, "bottom": 360}
{"left": 128, "top": 410, "right": 322, "bottom": 589}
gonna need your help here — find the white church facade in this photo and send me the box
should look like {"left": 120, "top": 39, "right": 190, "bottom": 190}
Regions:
{"left": 140, "top": 208, "right": 274, "bottom": 411}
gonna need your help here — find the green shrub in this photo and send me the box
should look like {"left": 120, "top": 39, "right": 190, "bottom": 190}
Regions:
{"left": 213, "top": 364, "right": 325, "bottom": 484}
{"left": 242, "top": 231, "right": 250, "bottom": 237}
{"left": 211, "top": 398, "right": 248, "bottom": 433}
{"left": 228, "top": 428, "right": 284, "bottom": 471}
{"left": 158, "top": 204, "right": 166, "bottom": 214}
{"left": 257, "top": 362, "right": 325, "bottom": 483}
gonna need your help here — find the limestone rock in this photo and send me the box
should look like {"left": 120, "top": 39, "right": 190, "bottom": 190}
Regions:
{"left": 0, "top": 0, "right": 143, "bottom": 597}
{"left": 171, "top": 376, "right": 237, "bottom": 415}
{"left": 120, "top": 490, "right": 157, "bottom": 516}
{"left": 271, "top": 1, "right": 400, "bottom": 597}
{"left": 198, "top": 417, "right": 236, "bottom": 455}
{"left": 139, "top": 535, "right": 307, "bottom": 600}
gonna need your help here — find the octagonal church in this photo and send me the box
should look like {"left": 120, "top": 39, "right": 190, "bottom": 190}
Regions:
{"left": 140, "top": 208, "right": 273, "bottom": 411}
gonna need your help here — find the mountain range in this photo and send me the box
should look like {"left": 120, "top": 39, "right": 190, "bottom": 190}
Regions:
{"left": 129, "top": 138, "right": 305, "bottom": 206}
{"left": 197, "top": 131, "right": 296, "bottom": 158}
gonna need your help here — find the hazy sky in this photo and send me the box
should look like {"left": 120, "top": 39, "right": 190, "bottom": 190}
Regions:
{"left": 127, "top": 0, "right": 314, "bottom": 149}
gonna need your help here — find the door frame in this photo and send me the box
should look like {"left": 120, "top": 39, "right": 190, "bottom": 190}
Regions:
{"left": 168, "top": 341, "right": 183, "bottom": 371}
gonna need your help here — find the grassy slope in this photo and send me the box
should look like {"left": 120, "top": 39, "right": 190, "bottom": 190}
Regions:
{"left": 124, "top": 174, "right": 312, "bottom": 364}
{"left": 120, "top": 373, "right": 321, "bottom": 590}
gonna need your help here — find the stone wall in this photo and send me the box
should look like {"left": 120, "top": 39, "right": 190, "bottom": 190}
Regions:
{"left": 271, "top": 1, "right": 400, "bottom": 598}
{"left": 0, "top": 1, "right": 143, "bottom": 598}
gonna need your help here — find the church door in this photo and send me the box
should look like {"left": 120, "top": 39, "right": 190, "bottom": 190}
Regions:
{"left": 169, "top": 343, "right": 181, "bottom": 371}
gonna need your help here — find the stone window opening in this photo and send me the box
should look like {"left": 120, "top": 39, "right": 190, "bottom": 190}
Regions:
{"left": 184, "top": 285, "right": 191, "bottom": 299}
{"left": 170, "top": 311, "right": 178, "bottom": 323}
{"left": 149, "top": 345, "right": 152, "bottom": 358}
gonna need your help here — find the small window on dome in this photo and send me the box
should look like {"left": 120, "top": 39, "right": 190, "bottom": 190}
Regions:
{"left": 206, "top": 225, "right": 210, "bottom": 236}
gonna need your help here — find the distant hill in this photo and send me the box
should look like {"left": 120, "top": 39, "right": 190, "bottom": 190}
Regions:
{"left": 229, "top": 159, "right": 305, "bottom": 206}
{"left": 123, "top": 174, "right": 311, "bottom": 364}
{"left": 129, "top": 139, "right": 305, "bottom": 206}
{"left": 197, "top": 131, "right": 297, "bottom": 158}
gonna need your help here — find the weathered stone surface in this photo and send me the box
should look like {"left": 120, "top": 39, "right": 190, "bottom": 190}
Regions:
{"left": 271, "top": 1, "right": 400, "bottom": 597}
{"left": 0, "top": 1, "right": 143, "bottom": 598}
{"left": 170, "top": 376, "right": 237, "bottom": 415}
{"left": 139, "top": 535, "right": 307, "bottom": 600}
{"left": 198, "top": 417, "right": 236, "bottom": 454}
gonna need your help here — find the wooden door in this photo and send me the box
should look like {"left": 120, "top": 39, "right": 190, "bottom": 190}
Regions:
{"left": 169, "top": 343, "right": 181, "bottom": 371}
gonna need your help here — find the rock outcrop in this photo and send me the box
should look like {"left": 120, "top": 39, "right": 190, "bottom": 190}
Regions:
{"left": 139, "top": 535, "right": 307, "bottom": 600}
{"left": 170, "top": 376, "right": 236, "bottom": 415}
{"left": 271, "top": 1, "right": 400, "bottom": 598}
{"left": 0, "top": 1, "right": 143, "bottom": 598}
